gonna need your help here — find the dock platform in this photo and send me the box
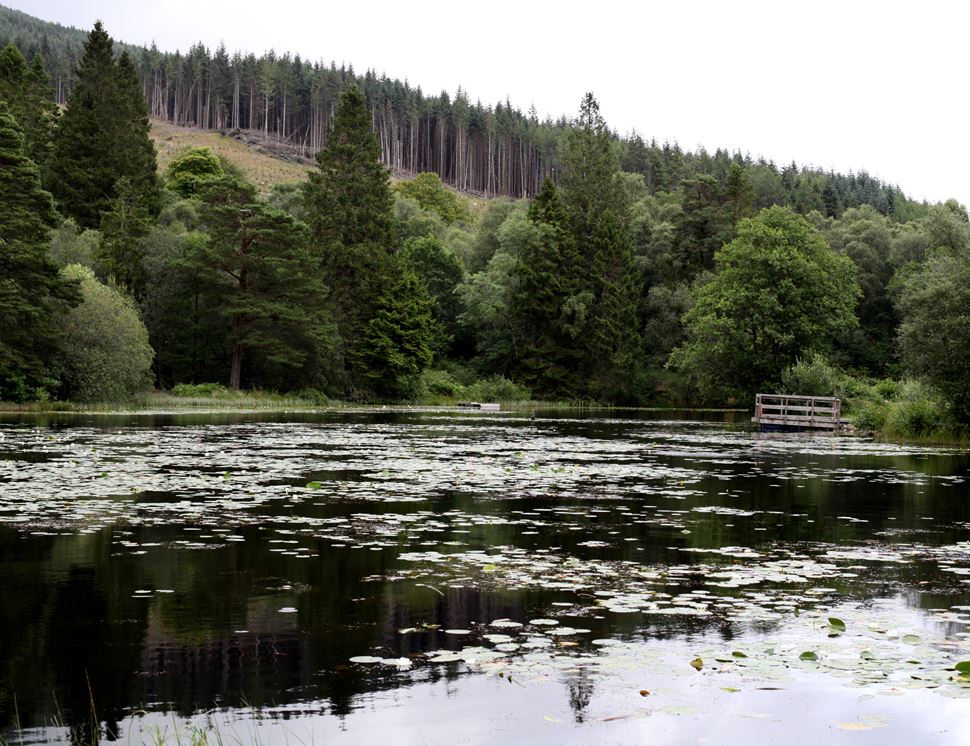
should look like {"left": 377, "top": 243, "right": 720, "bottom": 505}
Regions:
{"left": 752, "top": 393, "right": 843, "bottom": 431}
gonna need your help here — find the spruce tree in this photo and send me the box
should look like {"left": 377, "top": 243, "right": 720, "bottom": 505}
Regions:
{"left": 559, "top": 93, "right": 626, "bottom": 249}
{"left": 586, "top": 210, "right": 642, "bottom": 401}
{"left": 0, "top": 102, "right": 79, "bottom": 400}
{"left": 512, "top": 178, "right": 581, "bottom": 397}
{"left": 305, "top": 83, "right": 396, "bottom": 386}
{"left": 48, "top": 23, "right": 159, "bottom": 230}
{"left": 0, "top": 44, "right": 55, "bottom": 172}
{"left": 357, "top": 267, "right": 435, "bottom": 398}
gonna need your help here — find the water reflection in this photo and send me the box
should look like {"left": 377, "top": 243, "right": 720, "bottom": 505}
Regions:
{"left": 1, "top": 409, "right": 969, "bottom": 743}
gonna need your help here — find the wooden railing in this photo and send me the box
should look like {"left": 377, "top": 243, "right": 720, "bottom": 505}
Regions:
{"left": 752, "top": 394, "right": 842, "bottom": 430}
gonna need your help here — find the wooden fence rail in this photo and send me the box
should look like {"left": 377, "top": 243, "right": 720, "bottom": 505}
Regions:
{"left": 752, "top": 393, "right": 843, "bottom": 431}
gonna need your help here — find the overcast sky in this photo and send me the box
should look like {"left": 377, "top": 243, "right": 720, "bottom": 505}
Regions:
{"left": 7, "top": 0, "right": 968, "bottom": 207}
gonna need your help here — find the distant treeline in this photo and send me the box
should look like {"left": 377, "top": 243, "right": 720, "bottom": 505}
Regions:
{"left": 0, "top": 3, "right": 923, "bottom": 214}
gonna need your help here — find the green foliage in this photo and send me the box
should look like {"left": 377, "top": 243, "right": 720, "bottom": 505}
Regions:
{"left": 0, "top": 101, "right": 80, "bottom": 401}
{"left": 171, "top": 382, "right": 230, "bottom": 397}
{"left": 559, "top": 92, "right": 626, "bottom": 246}
{"left": 166, "top": 147, "right": 224, "bottom": 198}
{"left": 669, "top": 206, "right": 860, "bottom": 401}
{"left": 416, "top": 369, "right": 466, "bottom": 400}
{"left": 465, "top": 375, "right": 531, "bottom": 402}
{"left": 96, "top": 176, "right": 153, "bottom": 291}
{"left": 394, "top": 172, "right": 471, "bottom": 225}
{"left": 356, "top": 267, "right": 435, "bottom": 398}
{"left": 305, "top": 84, "right": 395, "bottom": 381}
{"left": 780, "top": 353, "right": 845, "bottom": 398}
{"left": 47, "top": 219, "right": 100, "bottom": 268}
{"left": 509, "top": 178, "right": 584, "bottom": 397}
{"left": 189, "top": 177, "right": 336, "bottom": 391}
{"left": 401, "top": 235, "right": 465, "bottom": 356}
{"left": 0, "top": 43, "right": 55, "bottom": 172}
{"left": 58, "top": 264, "right": 153, "bottom": 401}
{"left": 393, "top": 194, "right": 446, "bottom": 244}
{"left": 48, "top": 23, "right": 159, "bottom": 230}
{"left": 895, "top": 245, "right": 970, "bottom": 423}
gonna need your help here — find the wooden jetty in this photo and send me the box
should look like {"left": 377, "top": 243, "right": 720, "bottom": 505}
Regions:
{"left": 752, "top": 393, "right": 843, "bottom": 432}
{"left": 458, "top": 402, "right": 501, "bottom": 411}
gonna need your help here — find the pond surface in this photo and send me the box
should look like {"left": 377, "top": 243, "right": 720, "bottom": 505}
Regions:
{"left": 1, "top": 409, "right": 970, "bottom": 745}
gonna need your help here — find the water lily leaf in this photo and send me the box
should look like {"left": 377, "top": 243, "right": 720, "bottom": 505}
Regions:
{"left": 828, "top": 617, "right": 846, "bottom": 632}
{"left": 902, "top": 634, "right": 921, "bottom": 644}
{"left": 722, "top": 687, "right": 740, "bottom": 693}
{"left": 348, "top": 656, "right": 382, "bottom": 664}
{"left": 799, "top": 651, "right": 819, "bottom": 661}
{"left": 306, "top": 481, "right": 323, "bottom": 489}
{"left": 639, "top": 689, "right": 650, "bottom": 697}
{"left": 689, "top": 657, "right": 703, "bottom": 671}
{"left": 955, "top": 661, "right": 970, "bottom": 674}
{"left": 732, "top": 651, "right": 748, "bottom": 658}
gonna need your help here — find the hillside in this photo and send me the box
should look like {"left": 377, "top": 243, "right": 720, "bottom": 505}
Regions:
{"left": 150, "top": 120, "right": 311, "bottom": 193}
{"left": 1, "top": 3, "right": 920, "bottom": 219}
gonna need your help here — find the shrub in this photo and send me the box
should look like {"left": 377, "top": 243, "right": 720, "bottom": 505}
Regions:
{"left": 418, "top": 369, "right": 466, "bottom": 399}
{"left": 59, "top": 264, "right": 154, "bottom": 402}
{"left": 873, "top": 378, "right": 899, "bottom": 401}
{"left": 465, "top": 375, "right": 531, "bottom": 402}
{"left": 171, "top": 382, "right": 232, "bottom": 398}
{"left": 886, "top": 397, "right": 944, "bottom": 437}
{"left": 854, "top": 401, "right": 888, "bottom": 432}
{"left": 780, "top": 353, "right": 845, "bottom": 398}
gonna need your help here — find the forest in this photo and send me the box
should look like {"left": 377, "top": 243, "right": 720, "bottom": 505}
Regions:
{"left": 2, "top": 12, "right": 970, "bottom": 439}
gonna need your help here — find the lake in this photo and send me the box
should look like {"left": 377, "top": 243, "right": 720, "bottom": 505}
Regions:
{"left": 1, "top": 409, "right": 969, "bottom": 745}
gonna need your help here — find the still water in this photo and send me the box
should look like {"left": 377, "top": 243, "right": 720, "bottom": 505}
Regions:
{"left": 1, "top": 409, "right": 969, "bottom": 745}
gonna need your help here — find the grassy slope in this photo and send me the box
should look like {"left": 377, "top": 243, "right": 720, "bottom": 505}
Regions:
{"left": 150, "top": 120, "right": 311, "bottom": 194}
{"left": 150, "top": 120, "right": 492, "bottom": 219}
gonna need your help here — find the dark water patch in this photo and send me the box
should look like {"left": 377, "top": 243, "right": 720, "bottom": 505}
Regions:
{"left": 1, "top": 410, "right": 969, "bottom": 743}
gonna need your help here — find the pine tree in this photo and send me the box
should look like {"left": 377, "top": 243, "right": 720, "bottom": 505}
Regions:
{"left": 0, "top": 44, "right": 55, "bottom": 171}
{"left": 0, "top": 102, "right": 79, "bottom": 400}
{"left": 357, "top": 267, "right": 435, "bottom": 398}
{"left": 585, "top": 210, "right": 642, "bottom": 401}
{"left": 559, "top": 93, "right": 626, "bottom": 250}
{"left": 305, "top": 83, "right": 396, "bottom": 385}
{"left": 512, "top": 178, "right": 581, "bottom": 397}
{"left": 190, "top": 177, "right": 334, "bottom": 390}
{"left": 48, "top": 23, "right": 159, "bottom": 230}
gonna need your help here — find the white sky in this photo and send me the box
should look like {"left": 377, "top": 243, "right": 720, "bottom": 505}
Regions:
{"left": 7, "top": 0, "right": 969, "bottom": 207}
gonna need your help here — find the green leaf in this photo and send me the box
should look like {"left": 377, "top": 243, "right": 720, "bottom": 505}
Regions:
{"left": 955, "top": 661, "right": 970, "bottom": 674}
{"left": 799, "top": 651, "right": 819, "bottom": 661}
{"left": 305, "top": 481, "right": 323, "bottom": 489}
{"left": 828, "top": 617, "right": 846, "bottom": 632}
{"left": 689, "top": 657, "right": 703, "bottom": 671}
{"left": 731, "top": 651, "right": 748, "bottom": 658}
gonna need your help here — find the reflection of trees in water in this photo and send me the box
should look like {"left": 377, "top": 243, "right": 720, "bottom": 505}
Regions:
{"left": 565, "top": 667, "right": 594, "bottom": 723}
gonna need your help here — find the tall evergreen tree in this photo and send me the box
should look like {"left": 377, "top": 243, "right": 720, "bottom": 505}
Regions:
{"left": 586, "top": 210, "right": 642, "bottom": 401}
{"left": 191, "top": 177, "right": 335, "bottom": 390}
{"left": 48, "top": 23, "right": 159, "bottom": 230}
{"left": 559, "top": 92, "right": 626, "bottom": 249}
{"left": 305, "top": 83, "right": 396, "bottom": 387}
{"left": 512, "top": 178, "right": 581, "bottom": 396}
{"left": 0, "top": 44, "right": 55, "bottom": 172}
{"left": 0, "top": 102, "right": 79, "bottom": 400}
{"left": 357, "top": 266, "right": 435, "bottom": 398}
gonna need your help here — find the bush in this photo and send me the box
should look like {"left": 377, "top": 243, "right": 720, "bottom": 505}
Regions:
{"left": 854, "top": 401, "right": 888, "bottom": 432}
{"left": 418, "top": 369, "right": 466, "bottom": 400}
{"left": 59, "top": 264, "right": 154, "bottom": 402}
{"left": 465, "top": 375, "right": 531, "bottom": 402}
{"left": 780, "top": 353, "right": 845, "bottom": 398}
{"left": 873, "top": 378, "right": 899, "bottom": 400}
{"left": 171, "top": 382, "right": 233, "bottom": 398}
{"left": 886, "top": 397, "right": 944, "bottom": 437}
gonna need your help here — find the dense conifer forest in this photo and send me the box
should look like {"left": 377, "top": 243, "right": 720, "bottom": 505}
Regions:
{"left": 2, "top": 7, "right": 970, "bottom": 439}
